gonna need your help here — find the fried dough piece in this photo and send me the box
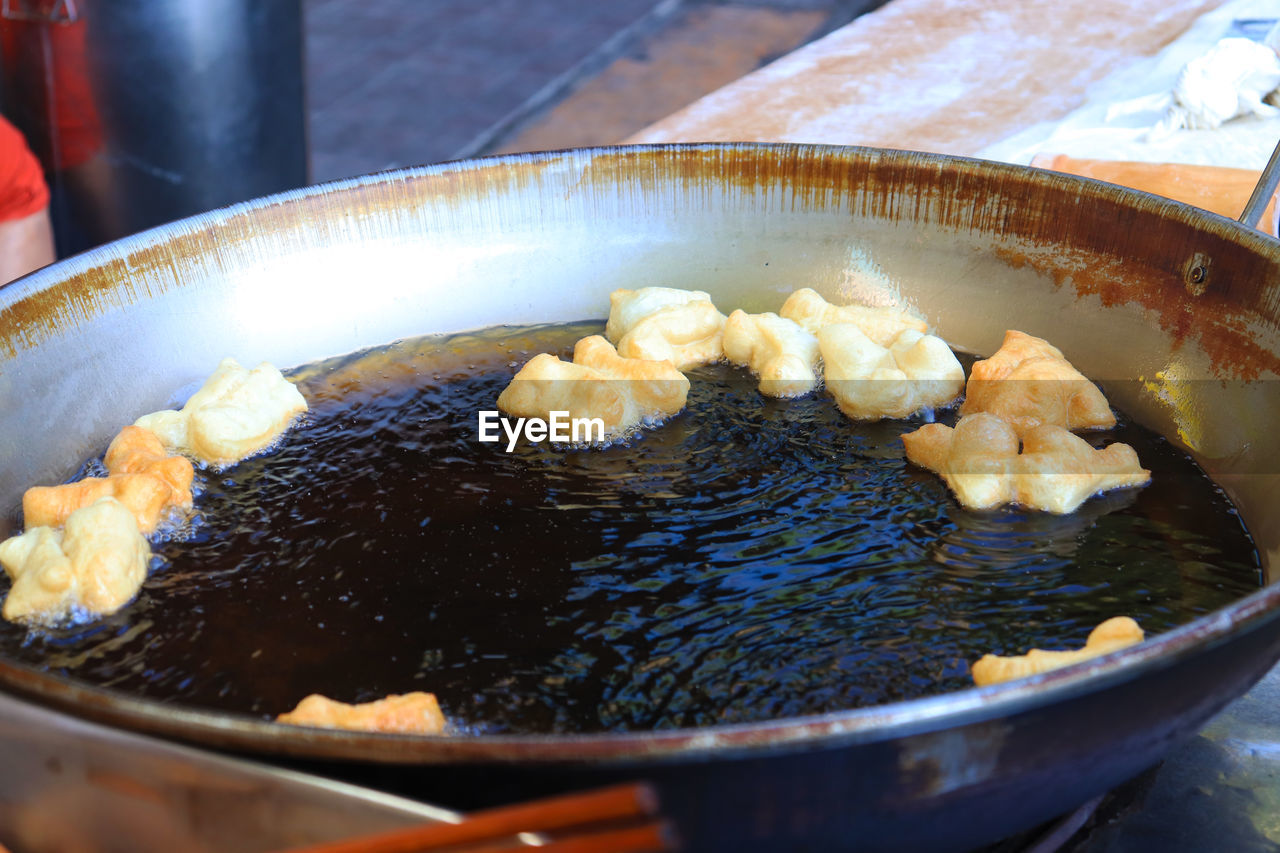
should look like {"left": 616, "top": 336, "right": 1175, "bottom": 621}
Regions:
{"left": 902, "top": 413, "right": 1150, "bottom": 513}
{"left": 0, "top": 497, "right": 151, "bottom": 625}
{"left": 960, "top": 330, "right": 1115, "bottom": 433}
{"left": 105, "top": 425, "right": 195, "bottom": 510}
{"left": 136, "top": 358, "right": 308, "bottom": 468}
{"left": 779, "top": 287, "right": 927, "bottom": 345}
{"left": 971, "top": 617, "right": 1144, "bottom": 686}
{"left": 23, "top": 474, "right": 172, "bottom": 535}
{"left": 497, "top": 335, "right": 689, "bottom": 441}
{"left": 605, "top": 287, "right": 727, "bottom": 370}
{"left": 23, "top": 426, "right": 197, "bottom": 535}
{"left": 902, "top": 413, "right": 1020, "bottom": 510}
{"left": 818, "top": 324, "right": 964, "bottom": 420}
{"left": 277, "top": 692, "right": 446, "bottom": 735}
{"left": 722, "top": 310, "right": 820, "bottom": 397}
{"left": 1017, "top": 425, "right": 1151, "bottom": 513}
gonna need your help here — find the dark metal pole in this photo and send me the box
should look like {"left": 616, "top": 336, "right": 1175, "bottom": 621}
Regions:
{"left": 1, "top": 0, "right": 308, "bottom": 257}
{"left": 1240, "top": 136, "right": 1280, "bottom": 232}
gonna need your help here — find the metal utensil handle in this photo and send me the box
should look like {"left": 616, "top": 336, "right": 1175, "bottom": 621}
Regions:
{"left": 1239, "top": 137, "right": 1280, "bottom": 230}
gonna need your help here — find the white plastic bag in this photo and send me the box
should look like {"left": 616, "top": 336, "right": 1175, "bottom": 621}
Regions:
{"left": 1108, "top": 30, "right": 1280, "bottom": 140}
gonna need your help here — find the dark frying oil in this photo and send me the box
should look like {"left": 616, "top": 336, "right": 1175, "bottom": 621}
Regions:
{"left": 0, "top": 323, "right": 1261, "bottom": 733}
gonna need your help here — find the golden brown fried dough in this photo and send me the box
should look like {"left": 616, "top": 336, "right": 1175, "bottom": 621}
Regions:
{"left": 497, "top": 335, "right": 689, "bottom": 442}
{"left": 104, "top": 425, "right": 195, "bottom": 510}
{"left": 276, "top": 692, "right": 446, "bottom": 735}
{"left": 818, "top": 324, "right": 964, "bottom": 420}
{"left": 722, "top": 310, "right": 820, "bottom": 397}
{"left": 779, "top": 287, "right": 927, "bottom": 344}
{"left": 22, "top": 427, "right": 194, "bottom": 535}
{"left": 902, "top": 413, "right": 1150, "bottom": 513}
{"left": 605, "top": 287, "right": 727, "bottom": 370}
{"left": 136, "top": 358, "right": 308, "bottom": 468}
{"left": 959, "top": 330, "right": 1115, "bottom": 433}
{"left": 23, "top": 474, "right": 172, "bottom": 535}
{"left": 0, "top": 497, "right": 151, "bottom": 625}
{"left": 971, "top": 617, "right": 1144, "bottom": 686}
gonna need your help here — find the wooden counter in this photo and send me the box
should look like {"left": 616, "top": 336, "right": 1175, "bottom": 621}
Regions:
{"left": 626, "top": 0, "right": 1222, "bottom": 156}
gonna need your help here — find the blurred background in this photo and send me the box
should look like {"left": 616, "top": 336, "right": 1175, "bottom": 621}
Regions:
{"left": 1, "top": 0, "right": 885, "bottom": 258}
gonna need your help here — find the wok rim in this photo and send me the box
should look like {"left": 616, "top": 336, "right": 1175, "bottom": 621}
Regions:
{"left": 2, "top": 141, "right": 1278, "bottom": 764}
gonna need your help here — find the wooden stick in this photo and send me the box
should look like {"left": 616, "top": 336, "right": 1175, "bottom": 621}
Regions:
{"left": 278, "top": 782, "right": 662, "bottom": 853}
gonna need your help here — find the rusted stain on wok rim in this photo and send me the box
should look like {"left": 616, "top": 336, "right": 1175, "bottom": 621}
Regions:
{"left": 1, "top": 143, "right": 1279, "bottom": 767}
{"left": 4, "top": 144, "right": 1280, "bottom": 375}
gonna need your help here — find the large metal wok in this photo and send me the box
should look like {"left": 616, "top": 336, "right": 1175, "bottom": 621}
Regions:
{"left": 2, "top": 144, "right": 1280, "bottom": 851}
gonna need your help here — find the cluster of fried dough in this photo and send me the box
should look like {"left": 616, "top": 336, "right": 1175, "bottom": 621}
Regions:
{"left": 0, "top": 498, "right": 151, "bottom": 624}
{"left": 595, "top": 291, "right": 1148, "bottom": 515}
{"left": 510, "top": 289, "right": 1149, "bottom": 452}
{"left": 498, "top": 336, "right": 689, "bottom": 441}
{"left": 1, "top": 360, "right": 307, "bottom": 626}
{"left": 500, "top": 288, "right": 1157, "bottom": 695}
{"left": 502, "top": 286, "right": 949, "bottom": 441}
{"left": 722, "top": 310, "right": 820, "bottom": 398}
{"left": 135, "top": 358, "right": 309, "bottom": 469}
{"left": 605, "top": 287, "right": 727, "bottom": 371}
{"left": 971, "top": 617, "right": 1144, "bottom": 686}
{"left": 903, "top": 330, "right": 1148, "bottom": 515}
{"left": 24, "top": 427, "right": 194, "bottom": 535}
{"left": 2, "top": 426, "right": 192, "bottom": 625}
{"left": 766, "top": 288, "right": 964, "bottom": 419}
{"left": 276, "top": 691, "right": 447, "bottom": 735}
{"left": 819, "top": 325, "right": 965, "bottom": 420}
{"left": 902, "top": 413, "right": 1150, "bottom": 514}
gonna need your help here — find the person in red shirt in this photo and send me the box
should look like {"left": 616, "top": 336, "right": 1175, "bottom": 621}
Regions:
{"left": 0, "top": 114, "right": 54, "bottom": 284}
